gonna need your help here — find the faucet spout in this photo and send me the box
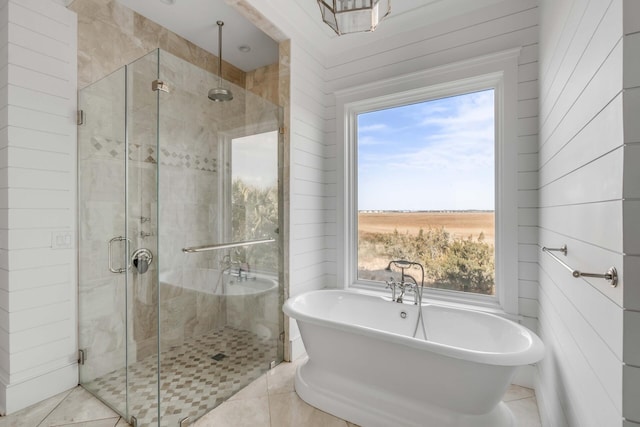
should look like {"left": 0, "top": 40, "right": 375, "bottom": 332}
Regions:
{"left": 386, "top": 279, "right": 397, "bottom": 301}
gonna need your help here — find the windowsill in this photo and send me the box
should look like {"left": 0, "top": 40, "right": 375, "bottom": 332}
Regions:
{"left": 349, "top": 283, "right": 522, "bottom": 322}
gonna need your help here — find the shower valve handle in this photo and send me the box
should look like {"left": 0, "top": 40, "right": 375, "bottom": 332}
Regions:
{"left": 131, "top": 248, "right": 153, "bottom": 274}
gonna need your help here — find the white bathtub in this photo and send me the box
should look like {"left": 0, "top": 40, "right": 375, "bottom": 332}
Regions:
{"left": 283, "top": 290, "right": 544, "bottom": 427}
{"left": 159, "top": 268, "right": 277, "bottom": 297}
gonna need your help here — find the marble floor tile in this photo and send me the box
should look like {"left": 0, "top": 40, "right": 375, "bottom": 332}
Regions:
{"left": 505, "top": 396, "right": 542, "bottom": 427}
{"left": 228, "top": 375, "right": 268, "bottom": 401}
{"left": 39, "top": 387, "right": 120, "bottom": 426}
{"left": 504, "top": 384, "right": 536, "bottom": 402}
{"left": 51, "top": 418, "right": 120, "bottom": 427}
{"left": 268, "top": 391, "right": 348, "bottom": 427}
{"left": 193, "top": 396, "right": 270, "bottom": 427}
{"left": 0, "top": 389, "right": 73, "bottom": 427}
{"left": 265, "top": 356, "right": 305, "bottom": 396}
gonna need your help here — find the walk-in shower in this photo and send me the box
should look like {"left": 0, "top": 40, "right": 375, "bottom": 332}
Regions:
{"left": 77, "top": 48, "right": 284, "bottom": 426}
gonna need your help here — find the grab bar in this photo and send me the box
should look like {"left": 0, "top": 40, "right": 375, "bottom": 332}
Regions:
{"left": 541, "top": 245, "right": 618, "bottom": 287}
{"left": 182, "top": 238, "right": 275, "bottom": 253}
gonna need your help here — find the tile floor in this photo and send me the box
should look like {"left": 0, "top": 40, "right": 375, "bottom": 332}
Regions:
{"left": 0, "top": 357, "right": 542, "bottom": 427}
{"left": 82, "top": 327, "right": 277, "bottom": 426}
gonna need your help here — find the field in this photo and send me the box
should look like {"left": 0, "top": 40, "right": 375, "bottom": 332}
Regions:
{"left": 358, "top": 211, "right": 495, "bottom": 242}
{"left": 358, "top": 211, "right": 496, "bottom": 295}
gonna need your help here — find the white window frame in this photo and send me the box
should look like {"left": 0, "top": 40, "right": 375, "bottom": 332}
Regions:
{"left": 335, "top": 49, "right": 521, "bottom": 315}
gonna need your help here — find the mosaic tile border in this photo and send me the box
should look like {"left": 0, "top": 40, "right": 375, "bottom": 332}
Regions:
{"left": 87, "top": 137, "right": 217, "bottom": 172}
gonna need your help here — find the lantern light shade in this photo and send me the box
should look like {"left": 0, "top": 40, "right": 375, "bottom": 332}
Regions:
{"left": 317, "top": 0, "right": 391, "bottom": 35}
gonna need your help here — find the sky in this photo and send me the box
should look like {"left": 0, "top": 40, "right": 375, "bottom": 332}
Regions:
{"left": 358, "top": 89, "right": 495, "bottom": 211}
{"left": 232, "top": 131, "right": 278, "bottom": 189}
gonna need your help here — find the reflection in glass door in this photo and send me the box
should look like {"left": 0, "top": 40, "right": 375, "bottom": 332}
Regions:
{"left": 230, "top": 131, "right": 279, "bottom": 272}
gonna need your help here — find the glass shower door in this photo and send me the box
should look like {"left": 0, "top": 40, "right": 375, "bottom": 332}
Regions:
{"left": 77, "top": 67, "right": 129, "bottom": 418}
{"left": 78, "top": 50, "right": 161, "bottom": 425}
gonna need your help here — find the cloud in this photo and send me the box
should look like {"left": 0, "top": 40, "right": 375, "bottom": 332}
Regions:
{"left": 358, "top": 135, "right": 385, "bottom": 146}
{"left": 232, "top": 131, "right": 278, "bottom": 189}
{"left": 359, "top": 123, "right": 390, "bottom": 133}
{"left": 357, "top": 90, "right": 495, "bottom": 210}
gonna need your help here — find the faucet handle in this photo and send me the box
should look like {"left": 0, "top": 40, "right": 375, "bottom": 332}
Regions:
{"left": 386, "top": 279, "right": 400, "bottom": 302}
{"left": 402, "top": 281, "right": 421, "bottom": 305}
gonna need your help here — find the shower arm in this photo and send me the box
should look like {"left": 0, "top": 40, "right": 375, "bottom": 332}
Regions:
{"left": 217, "top": 20, "right": 223, "bottom": 86}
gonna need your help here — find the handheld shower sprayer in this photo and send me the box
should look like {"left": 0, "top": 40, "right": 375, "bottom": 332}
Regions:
{"left": 385, "top": 260, "right": 424, "bottom": 287}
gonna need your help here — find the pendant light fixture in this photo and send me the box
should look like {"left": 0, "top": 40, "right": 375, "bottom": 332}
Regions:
{"left": 317, "top": 0, "right": 391, "bottom": 36}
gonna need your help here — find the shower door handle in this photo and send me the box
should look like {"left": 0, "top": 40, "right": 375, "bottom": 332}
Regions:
{"left": 108, "top": 236, "right": 131, "bottom": 273}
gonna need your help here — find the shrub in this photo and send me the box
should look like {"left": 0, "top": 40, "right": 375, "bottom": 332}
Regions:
{"left": 359, "top": 228, "right": 495, "bottom": 295}
{"left": 232, "top": 179, "right": 278, "bottom": 272}
{"left": 439, "top": 236, "right": 494, "bottom": 294}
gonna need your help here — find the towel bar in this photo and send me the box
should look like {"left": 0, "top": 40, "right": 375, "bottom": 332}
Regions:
{"left": 182, "top": 238, "right": 275, "bottom": 253}
{"left": 541, "top": 245, "right": 618, "bottom": 287}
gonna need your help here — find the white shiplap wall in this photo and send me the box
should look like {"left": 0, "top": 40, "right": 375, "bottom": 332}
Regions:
{"left": 289, "top": 40, "right": 334, "bottom": 298}
{"left": 623, "top": 0, "right": 640, "bottom": 424}
{"left": 0, "top": 0, "right": 77, "bottom": 414}
{"left": 536, "top": 0, "right": 639, "bottom": 425}
{"left": 241, "top": 0, "right": 333, "bottom": 359}
{"left": 244, "top": 0, "right": 542, "bottom": 362}
{"left": 325, "top": 0, "right": 540, "bottom": 330}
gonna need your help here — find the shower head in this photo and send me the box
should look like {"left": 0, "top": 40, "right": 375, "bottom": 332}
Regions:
{"left": 209, "top": 20, "right": 233, "bottom": 102}
{"left": 208, "top": 87, "right": 233, "bottom": 102}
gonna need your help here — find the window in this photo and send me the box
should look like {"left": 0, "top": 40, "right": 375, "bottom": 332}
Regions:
{"left": 229, "top": 131, "right": 279, "bottom": 273}
{"left": 336, "top": 50, "right": 520, "bottom": 313}
{"left": 357, "top": 90, "right": 496, "bottom": 296}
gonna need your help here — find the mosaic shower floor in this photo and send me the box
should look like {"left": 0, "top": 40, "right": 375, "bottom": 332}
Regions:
{"left": 83, "top": 327, "right": 278, "bottom": 426}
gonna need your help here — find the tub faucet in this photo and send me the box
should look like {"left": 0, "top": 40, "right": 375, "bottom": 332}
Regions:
{"left": 384, "top": 260, "right": 425, "bottom": 305}
{"left": 394, "top": 279, "right": 418, "bottom": 304}
{"left": 220, "top": 254, "right": 241, "bottom": 277}
{"left": 232, "top": 262, "right": 251, "bottom": 281}
{"left": 385, "top": 278, "right": 413, "bottom": 303}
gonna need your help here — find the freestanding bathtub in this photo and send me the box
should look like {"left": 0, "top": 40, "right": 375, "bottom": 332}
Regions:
{"left": 283, "top": 290, "right": 544, "bottom": 427}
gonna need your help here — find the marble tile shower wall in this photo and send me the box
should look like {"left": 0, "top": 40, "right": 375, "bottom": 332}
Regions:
{"left": 68, "top": 0, "right": 246, "bottom": 90}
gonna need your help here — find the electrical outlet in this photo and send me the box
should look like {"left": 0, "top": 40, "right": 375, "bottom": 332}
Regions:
{"left": 52, "top": 231, "right": 73, "bottom": 249}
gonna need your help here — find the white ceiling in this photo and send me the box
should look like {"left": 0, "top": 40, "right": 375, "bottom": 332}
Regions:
{"left": 116, "top": 0, "right": 280, "bottom": 72}
{"left": 116, "top": 0, "right": 505, "bottom": 72}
